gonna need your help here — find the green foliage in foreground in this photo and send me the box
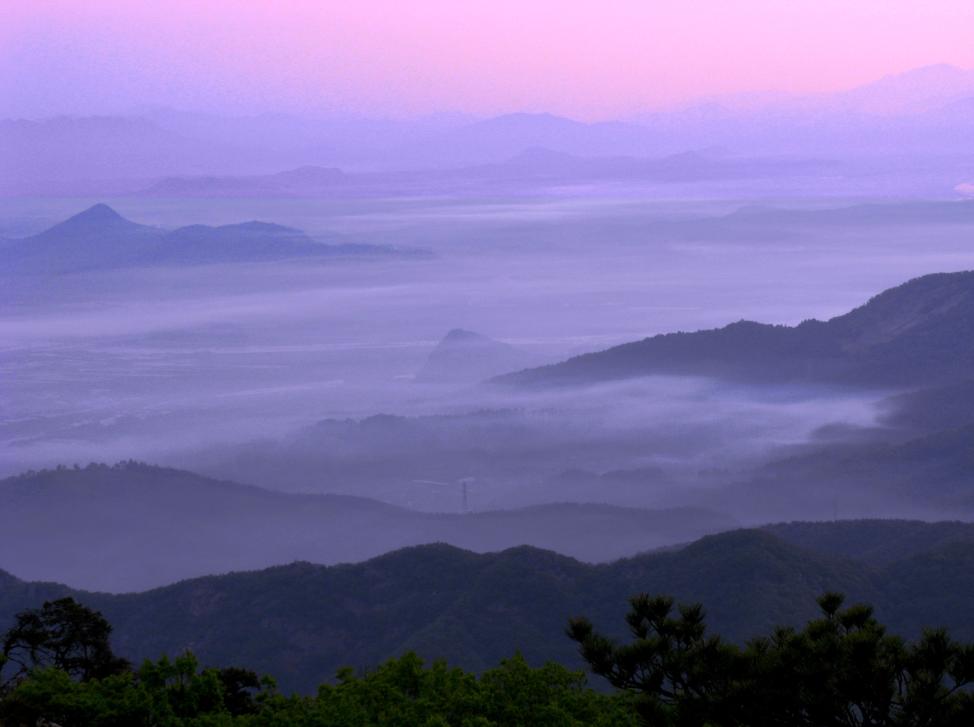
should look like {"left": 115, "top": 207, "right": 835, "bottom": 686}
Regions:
{"left": 569, "top": 592, "right": 974, "bottom": 726}
{"left": 7, "top": 592, "right": 974, "bottom": 726}
{"left": 0, "top": 599, "right": 633, "bottom": 726}
{"left": 0, "top": 652, "right": 634, "bottom": 727}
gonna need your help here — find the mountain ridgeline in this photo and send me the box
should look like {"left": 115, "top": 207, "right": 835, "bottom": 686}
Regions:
{"left": 498, "top": 270, "right": 974, "bottom": 389}
{"left": 0, "top": 204, "right": 413, "bottom": 273}
{"left": 0, "top": 462, "right": 733, "bottom": 591}
{"left": 4, "top": 64, "right": 974, "bottom": 195}
{"left": 3, "top": 520, "right": 974, "bottom": 693}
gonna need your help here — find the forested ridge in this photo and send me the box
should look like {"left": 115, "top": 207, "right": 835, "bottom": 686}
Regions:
{"left": 3, "top": 521, "right": 974, "bottom": 695}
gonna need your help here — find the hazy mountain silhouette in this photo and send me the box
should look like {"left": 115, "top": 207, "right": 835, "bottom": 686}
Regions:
{"left": 135, "top": 149, "right": 839, "bottom": 201}
{"left": 0, "top": 204, "right": 411, "bottom": 273}
{"left": 0, "top": 462, "right": 733, "bottom": 591}
{"left": 5, "top": 65, "right": 974, "bottom": 195}
{"left": 416, "top": 329, "right": 533, "bottom": 383}
{"left": 626, "top": 65, "right": 974, "bottom": 157}
{"left": 498, "top": 271, "right": 974, "bottom": 389}
{"left": 1, "top": 203, "right": 165, "bottom": 271}
{"left": 37, "top": 202, "right": 147, "bottom": 237}
{"left": 834, "top": 64, "right": 974, "bottom": 115}
{"left": 151, "top": 220, "right": 371, "bottom": 264}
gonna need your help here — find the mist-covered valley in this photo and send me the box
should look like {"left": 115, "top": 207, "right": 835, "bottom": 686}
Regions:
{"left": 9, "top": 7, "right": 974, "bottom": 721}
{"left": 4, "top": 176, "right": 974, "bottom": 587}
{"left": 0, "top": 193, "right": 945, "bottom": 481}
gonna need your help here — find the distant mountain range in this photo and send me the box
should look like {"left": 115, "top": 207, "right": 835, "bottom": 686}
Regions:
{"left": 3, "top": 520, "right": 974, "bottom": 692}
{"left": 498, "top": 270, "right": 974, "bottom": 389}
{"left": 829, "top": 63, "right": 974, "bottom": 115}
{"left": 0, "top": 462, "right": 733, "bottom": 591}
{"left": 137, "top": 149, "right": 839, "bottom": 199}
{"left": 0, "top": 204, "right": 415, "bottom": 273}
{"left": 3, "top": 64, "right": 973, "bottom": 195}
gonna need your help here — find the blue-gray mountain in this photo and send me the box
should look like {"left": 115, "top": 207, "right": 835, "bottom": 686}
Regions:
{"left": 0, "top": 462, "right": 733, "bottom": 592}
{"left": 416, "top": 329, "right": 534, "bottom": 383}
{"left": 0, "top": 204, "right": 416, "bottom": 273}
{"left": 498, "top": 270, "right": 974, "bottom": 388}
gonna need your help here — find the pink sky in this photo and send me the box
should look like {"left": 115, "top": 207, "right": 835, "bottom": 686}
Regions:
{"left": 2, "top": 0, "right": 974, "bottom": 119}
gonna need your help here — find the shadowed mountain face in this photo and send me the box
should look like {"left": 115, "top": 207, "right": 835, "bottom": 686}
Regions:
{"left": 0, "top": 204, "right": 408, "bottom": 273}
{"left": 0, "top": 463, "right": 734, "bottom": 591}
{"left": 498, "top": 271, "right": 974, "bottom": 389}
{"left": 2, "top": 521, "right": 974, "bottom": 692}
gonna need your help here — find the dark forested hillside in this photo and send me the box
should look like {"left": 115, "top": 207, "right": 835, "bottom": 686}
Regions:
{"left": 762, "top": 518, "right": 974, "bottom": 564}
{"left": 3, "top": 521, "right": 974, "bottom": 693}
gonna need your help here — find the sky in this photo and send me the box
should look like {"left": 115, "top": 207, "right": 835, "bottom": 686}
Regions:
{"left": 2, "top": 0, "right": 974, "bottom": 120}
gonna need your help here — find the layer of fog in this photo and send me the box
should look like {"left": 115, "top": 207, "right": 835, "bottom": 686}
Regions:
{"left": 4, "top": 192, "right": 974, "bottom": 525}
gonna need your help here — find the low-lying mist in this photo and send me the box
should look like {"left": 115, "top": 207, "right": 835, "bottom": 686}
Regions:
{"left": 3, "top": 191, "right": 974, "bottom": 536}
